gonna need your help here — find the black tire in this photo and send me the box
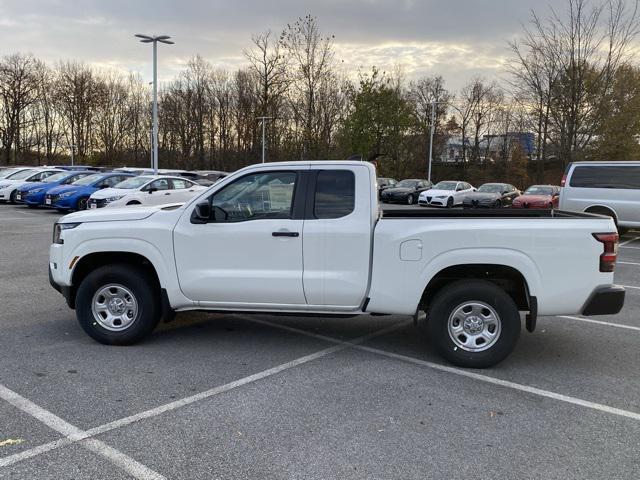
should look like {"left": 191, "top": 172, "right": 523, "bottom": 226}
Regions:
{"left": 75, "top": 264, "right": 161, "bottom": 345}
{"left": 76, "top": 197, "right": 89, "bottom": 211}
{"left": 426, "top": 280, "right": 521, "bottom": 368}
{"left": 446, "top": 197, "right": 454, "bottom": 208}
{"left": 9, "top": 190, "right": 17, "bottom": 204}
{"left": 494, "top": 200, "right": 502, "bottom": 208}
{"left": 126, "top": 200, "right": 141, "bottom": 206}
{"left": 407, "top": 195, "right": 414, "bottom": 205}
{"left": 27, "top": 204, "right": 38, "bottom": 209}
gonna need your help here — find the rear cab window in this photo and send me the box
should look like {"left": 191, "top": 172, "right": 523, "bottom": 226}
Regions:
{"left": 313, "top": 170, "right": 355, "bottom": 219}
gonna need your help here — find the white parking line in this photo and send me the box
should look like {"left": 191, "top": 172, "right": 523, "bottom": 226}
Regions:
{"left": 0, "top": 384, "right": 166, "bottom": 479}
{"left": 0, "top": 321, "right": 408, "bottom": 469}
{"left": 618, "top": 261, "right": 640, "bottom": 266}
{"left": 620, "top": 284, "right": 640, "bottom": 290}
{"left": 620, "top": 236, "right": 640, "bottom": 246}
{"left": 557, "top": 315, "right": 640, "bottom": 332}
{"left": 250, "top": 318, "right": 640, "bottom": 422}
{"left": 620, "top": 245, "right": 640, "bottom": 250}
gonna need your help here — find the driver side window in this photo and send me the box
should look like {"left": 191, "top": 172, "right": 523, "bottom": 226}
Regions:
{"left": 210, "top": 171, "right": 297, "bottom": 222}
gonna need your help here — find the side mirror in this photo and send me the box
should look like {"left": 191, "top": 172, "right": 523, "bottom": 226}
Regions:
{"left": 99, "top": 184, "right": 109, "bottom": 189}
{"left": 191, "top": 201, "right": 211, "bottom": 224}
{"left": 148, "top": 187, "right": 157, "bottom": 194}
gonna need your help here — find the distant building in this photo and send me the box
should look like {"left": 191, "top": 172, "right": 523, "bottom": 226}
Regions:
{"left": 479, "top": 132, "right": 535, "bottom": 159}
{"left": 439, "top": 136, "right": 470, "bottom": 163}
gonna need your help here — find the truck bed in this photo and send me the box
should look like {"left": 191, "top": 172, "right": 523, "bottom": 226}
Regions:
{"left": 382, "top": 208, "right": 597, "bottom": 219}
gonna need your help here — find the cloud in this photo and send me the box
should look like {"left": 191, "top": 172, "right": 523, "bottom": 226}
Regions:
{"left": 0, "top": 0, "right": 569, "bottom": 91}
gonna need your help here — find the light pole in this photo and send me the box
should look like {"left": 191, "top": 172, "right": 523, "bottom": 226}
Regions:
{"left": 69, "top": 144, "right": 76, "bottom": 166}
{"left": 428, "top": 100, "right": 436, "bottom": 183}
{"left": 135, "top": 34, "right": 174, "bottom": 174}
{"left": 256, "top": 116, "right": 273, "bottom": 163}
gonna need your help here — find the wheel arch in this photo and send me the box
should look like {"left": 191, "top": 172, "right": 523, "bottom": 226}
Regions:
{"left": 584, "top": 204, "right": 618, "bottom": 223}
{"left": 419, "top": 263, "right": 533, "bottom": 313}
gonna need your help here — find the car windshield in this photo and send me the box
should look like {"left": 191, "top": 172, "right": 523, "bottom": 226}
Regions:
{"left": 433, "top": 181, "right": 457, "bottom": 190}
{"left": 43, "top": 172, "right": 70, "bottom": 183}
{"left": 72, "top": 174, "right": 105, "bottom": 186}
{"left": 114, "top": 176, "right": 154, "bottom": 189}
{"left": 524, "top": 186, "right": 554, "bottom": 195}
{"left": 396, "top": 180, "right": 419, "bottom": 188}
{"left": 6, "top": 169, "right": 36, "bottom": 180}
{"left": 0, "top": 168, "right": 21, "bottom": 178}
{"left": 478, "top": 184, "right": 505, "bottom": 193}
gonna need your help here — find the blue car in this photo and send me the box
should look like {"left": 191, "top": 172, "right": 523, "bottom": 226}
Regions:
{"left": 45, "top": 172, "right": 135, "bottom": 211}
{"left": 16, "top": 171, "right": 95, "bottom": 208}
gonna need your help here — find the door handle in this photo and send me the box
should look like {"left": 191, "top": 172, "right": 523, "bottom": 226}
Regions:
{"left": 164, "top": 192, "right": 170, "bottom": 195}
{"left": 272, "top": 231, "right": 299, "bottom": 237}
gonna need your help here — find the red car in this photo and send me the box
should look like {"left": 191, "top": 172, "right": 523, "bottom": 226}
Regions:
{"left": 511, "top": 185, "right": 560, "bottom": 209}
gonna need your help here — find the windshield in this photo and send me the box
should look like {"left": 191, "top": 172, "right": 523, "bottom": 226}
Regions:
{"left": 396, "top": 180, "right": 419, "bottom": 188}
{"left": 433, "top": 181, "right": 457, "bottom": 190}
{"left": 524, "top": 186, "right": 554, "bottom": 195}
{"left": 0, "top": 168, "right": 21, "bottom": 178}
{"left": 478, "top": 184, "right": 505, "bottom": 193}
{"left": 43, "top": 172, "right": 70, "bottom": 183}
{"left": 72, "top": 173, "right": 105, "bottom": 186}
{"left": 6, "top": 169, "right": 36, "bottom": 180}
{"left": 114, "top": 176, "right": 154, "bottom": 189}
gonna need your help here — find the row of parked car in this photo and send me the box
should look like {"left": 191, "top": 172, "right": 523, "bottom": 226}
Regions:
{"left": 378, "top": 178, "right": 561, "bottom": 209}
{"left": 0, "top": 165, "right": 227, "bottom": 211}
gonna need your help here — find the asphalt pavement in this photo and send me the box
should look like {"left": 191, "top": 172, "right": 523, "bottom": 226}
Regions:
{"left": 0, "top": 203, "right": 639, "bottom": 480}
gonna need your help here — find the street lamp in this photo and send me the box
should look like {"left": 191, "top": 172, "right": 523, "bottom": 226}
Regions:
{"left": 135, "top": 33, "right": 174, "bottom": 174}
{"left": 256, "top": 116, "right": 273, "bottom": 163}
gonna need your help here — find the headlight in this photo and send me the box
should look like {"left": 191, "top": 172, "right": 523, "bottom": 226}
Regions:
{"left": 52, "top": 222, "right": 81, "bottom": 244}
{"left": 104, "top": 195, "right": 124, "bottom": 203}
{"left": 29, "top": 188, "right": 44, "bottom": 194}
{"left": 436, "top": 195, "right": 447, "bottom": 198}
{"left": 0, "top": 183, "right": 10, "bottom": 189}
{"left": 58, "top": 191, "right": 74, "bottom": 198}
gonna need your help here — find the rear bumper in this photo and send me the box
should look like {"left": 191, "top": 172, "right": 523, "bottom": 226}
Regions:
{"left": 582, "top": 285, "right": 625, "bottom": 316}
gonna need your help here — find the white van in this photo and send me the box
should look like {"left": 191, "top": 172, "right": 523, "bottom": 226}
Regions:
{"left": 559, "top": 161, "right": 640, "bottom": 232}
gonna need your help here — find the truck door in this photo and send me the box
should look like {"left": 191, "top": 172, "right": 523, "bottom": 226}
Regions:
{"left": 302, "top": 167, "right": 373, "bottom": 308}
{"left": 173, "top": 169, "right": 307, "bottom": 307}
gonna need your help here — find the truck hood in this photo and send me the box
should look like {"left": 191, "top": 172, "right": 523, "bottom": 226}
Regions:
{"left": 59, "top": 204, "right": 180, "bottom": 223}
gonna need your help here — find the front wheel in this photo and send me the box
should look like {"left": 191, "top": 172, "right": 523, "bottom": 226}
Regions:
{"left": 407, "top": 195, "right": 414, "bottom": 205}
{"left": 446, "top": 197, "right": 454, "bottom": 208}
{"left": 75, "top": 264, "right": 161, "bottom": 345}
{"left": 426, "top": 280, "right": 521, "bottom": 368}
{"left": 494, "top": 200, "right": 502, "bottom": 208}
{"left": 9, "top": 190, "right": 17, "bottom": 204}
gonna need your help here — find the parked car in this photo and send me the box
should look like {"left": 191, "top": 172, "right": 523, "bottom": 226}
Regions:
{"left": 559, "top": 161, "right": 640, "bottom": 233}
{"left": 88, "top": 175, "right": 207, "bottom": 208}
{"left": 462, "top": 183, "right": 520, "bottom": 209}
{"left": 380, "top": 179, "right": 432, "bottom": 205}
{"left": 45, "top": 172, "right": 135, "bottom": 211}
{"left": 0, "top": 167, "right": 34, "bottom": 179}
{"left": 377, "top": 177, "right": 397, "bottom": 198}
{"left": 49, "top": 161, "right": 624, "bottom": 368}
{"left": 512, "top": 185, "right": 560, "bottom": 209}
{"left": 0, "top": 168, "right": 63, "bottom": 204}
{"left": 15, "top": 171, "right": 95, "bottom": 208}
{"left": 419, "top": 181, "right": 475, "bottom": 208}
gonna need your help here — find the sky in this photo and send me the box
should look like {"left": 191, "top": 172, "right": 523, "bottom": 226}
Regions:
{"left": 0, "top": 0, "right": 570, "bottom": 91}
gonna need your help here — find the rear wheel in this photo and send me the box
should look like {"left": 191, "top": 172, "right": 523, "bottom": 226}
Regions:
{"left": 76, "top": 264, "right": 161, "bottom": 345}
{"left": 426, "top": 280, "right": 521, "bottom": 368}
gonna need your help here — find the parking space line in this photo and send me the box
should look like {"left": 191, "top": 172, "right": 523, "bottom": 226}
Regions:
{"left": 618, "top": 261, "right": 640, "bottom": 266}
{"left": 0, "top": 321, "right": 408, "bottom": 470}
{"left": 620, "top": 284, "right": 640, "bottom": 290}
{"left": 620, "top": 245, "right": 640, "bottom": 250}
{"left": 620, "top": 236, "right": 640, "bottom": 246}
{"left": 557, "top": 315, "right": 640, "bottom": 332}
{"left": 0, "top": 384, "right": 166, "bottom": 479}
{"left": 246, "top": 318, "right": 640, "bottom": 422}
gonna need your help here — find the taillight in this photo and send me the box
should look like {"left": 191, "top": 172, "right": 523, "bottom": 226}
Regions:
{"left": 560, "top": 173, "right": 567, "bottom": 187}
{"left": 592, "top": 232, "right": 619, "bottom": 272}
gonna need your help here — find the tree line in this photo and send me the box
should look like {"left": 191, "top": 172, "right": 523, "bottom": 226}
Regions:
{"left": 1, "top": 1, "right": 639, "bottom": 183}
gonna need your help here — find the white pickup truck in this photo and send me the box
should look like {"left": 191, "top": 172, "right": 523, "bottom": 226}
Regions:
{"left": 49, "top": 161, "right": 625, "bottom": 368}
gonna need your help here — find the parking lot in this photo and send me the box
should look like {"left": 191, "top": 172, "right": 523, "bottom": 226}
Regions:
{"left": 1, "top": 204, "right": 639, "bottom": 480}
